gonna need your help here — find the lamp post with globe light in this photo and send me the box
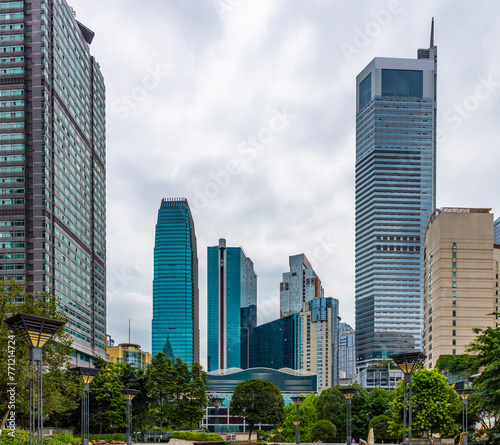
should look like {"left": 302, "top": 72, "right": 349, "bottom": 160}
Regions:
{"left": 457, "top": 388, "right": 474, "bottom": 445}
{"left": 210, "top": 396, "right": 224, "bottom": 434}
{"left": 291, "top": 396, "right": 305, "bottom": 444}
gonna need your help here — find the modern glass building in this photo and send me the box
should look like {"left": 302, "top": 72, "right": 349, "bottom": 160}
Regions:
{"left": 0, "top": 0, "right": 106, "bottom": 363}
{"left": 280, "top": 253, "right": 324, "bottom": 318}
{"left": 248, "top": 313, "right": 299, "bottom": 370}
{"left": 152, "top": 198, "right": 199, "bottom": 364}
{"left": 355, "top": 30, "right": 437, "bottom": 369}
{"left": 494, "top": 217, "right": 500, "bottom": 244}
{"left": 207, "top": 238, "right": 257, "bottom": 371}
{"left": 339, "top": 322, "right": 356, "bottom": 380}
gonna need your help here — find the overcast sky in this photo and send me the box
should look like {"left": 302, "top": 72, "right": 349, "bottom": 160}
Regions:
{"left": 69, "top": 0, "right": 500, "bottom": 368}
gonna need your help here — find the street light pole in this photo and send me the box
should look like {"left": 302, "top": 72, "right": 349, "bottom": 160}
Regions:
{"left": 457, "top": 389, "right": 474, "bottom": 445}
{"left": 120, "top": 389, "right": 140, "bottom": 445}
{"left": 339, "top": 387, "right": 358, "bottom": 445}
{"left": 277, "top": 427, "right": 283, "bottom": 442}
{"left": 5, "top": 313, "right": 65, "bottom": 445}
{"left": 70, "top": 366, "right": 101, "bottom": 445}
{"left": 291, "top": 396, "right": 305, "bottom": 445}
{"left": 390, "top": 352, "right": 426, "bottom": 445}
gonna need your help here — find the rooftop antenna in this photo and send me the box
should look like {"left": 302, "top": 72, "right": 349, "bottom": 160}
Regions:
{"left": 430, "top": 17, "right": 434, "bottom": 47}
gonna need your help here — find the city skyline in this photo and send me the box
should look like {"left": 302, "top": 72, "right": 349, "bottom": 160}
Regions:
{"left": 68, "top": 0, "right": 500, "bottom": 368}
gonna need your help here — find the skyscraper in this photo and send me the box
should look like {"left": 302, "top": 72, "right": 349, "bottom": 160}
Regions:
{"left": 280, "top": 253, "right": 324, "bottom": 318}
{"left": 207, "top": 238, "right": 257, "bottom": 371}
{"left": 0, "top": 0, "right": 106, "bottom": 363}
{"left": 355, "top": 25, "right": 437, "bottom": 369}
{"left": 339, "top": 323, "right": 356, "bottom": 380}
{"left": 152, "top": 198, "right": 199, "bottom": 364}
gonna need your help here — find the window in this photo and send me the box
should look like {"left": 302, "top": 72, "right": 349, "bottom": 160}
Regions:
{"left": 453, "top": 282, "right": 456, "bottom": 288}
{"left": 359, "top": 73, "right": 372, "bottom": 109}
{"left": 453, "top": 243, "right": 457, "bottom": 249}
{"left": 453, "top": 349, "right": 456, "bottom": 355}
{"left": 453, "top": 262, "right": 456, "bottom": 268}
{"left": 453, "top": 330, "right": 456, "bottom": 336}
{"left": 453, "top": 310, "right": 456, "bottom": 317}
{"left": 453, "top": 320, "right": 456, "bottom": 327}
{"left": 453, "top": 291, "right": 456, "bottom": 297}
{"left": 453, "top": 301, "right": 456, "bottom": 307}
{"left": 453, "top": 252, "right": 457, "bottom": 259}
{"left": 453, "top": 272, "right": 456, "bottom": 278}
{"left": 452, "top": 340, "right": 456, "bottom": 346}
{"left": 382, "top": 69, "right": 423, "bottom": 97}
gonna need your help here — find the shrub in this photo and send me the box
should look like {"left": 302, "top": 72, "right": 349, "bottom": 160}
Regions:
{"left": 51, "top": 431, "right": 81, "bottom": 444}
{"left": 171, "top": 431, "right": 224, "bottom": 441}
{"left": 311, "top": 420, "right": 337, "bottom": 443}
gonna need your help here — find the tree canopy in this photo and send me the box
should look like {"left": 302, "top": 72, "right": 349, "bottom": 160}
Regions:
{"left": 389, "top": 368, "right": 461, "bottom": 438}
{"left": 229, "top": 379, "right": 285, "bottom": 440}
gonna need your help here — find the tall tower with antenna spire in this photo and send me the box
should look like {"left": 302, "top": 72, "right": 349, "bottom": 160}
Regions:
{"left": 354, "top": 21, "right": 437, "bottom": 370}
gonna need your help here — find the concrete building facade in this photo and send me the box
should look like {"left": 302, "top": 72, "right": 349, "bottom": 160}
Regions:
{"left": 424, "top": 208, "right": 499, "bottom": 369}
{"left": 300, "top": 297, "right": 340, "bottom": 389}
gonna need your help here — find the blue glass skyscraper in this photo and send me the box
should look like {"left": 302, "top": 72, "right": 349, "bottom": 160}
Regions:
{"left": 207, "top": 238, "right": 257, "bottom": 371}
{"left": 152, "top": 198, "right": 199, "bottom": 364}
{"left": 355, "top": 29, "right": 437, "bottom": 369}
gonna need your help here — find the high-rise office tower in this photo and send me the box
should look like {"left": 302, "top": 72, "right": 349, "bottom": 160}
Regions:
{"left": 0, "top": 0, "right": 106, "bottom": 363}
{"left": 300, "top": 297, "right": 340, "bottom": 389}
{"left": 494, "top": 217, "right": 500, "bottom": 244}
{"left": 355, "top": 24, "right": 437, "bottom": 369}
{"left": 280, "top": 253, "right": 324, "bottom": 318}
{"left": 152, "top": 198, "right": 199, "bottom": 364}
{"left": 207, "top": 238, "right": 257, "bottom": 371}
{"left": 424, "top": 208, "right": 499, "bottom": 369}
{"left": 339, "top": 322, "right": 356, "bottom": 380}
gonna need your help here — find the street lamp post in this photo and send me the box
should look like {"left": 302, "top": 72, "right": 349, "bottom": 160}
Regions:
{"left": 338, "top": 387, "right": 359, "bottom": 445}
{"left": 70, "top": 366, "right": 101, "bottom": 445}
{"left": 457, "top": 389, "right": 474, "bottom": 445}
{"left": 291, "top": 396, "right": 305, "bottom": 444}
{"left": 120, "top": 389, "right": 140, "bottom": 445}
{"left": 5, "top": 313, "right": 65, "bottom": 445}
{"left": 270, "top": 432, "right": 276, "bottom": 444}
{"left": 210, "top": 396, "right": 224, "bottom": 434}
{"left": 277, "top": 427, "right": 283, "bottom": 442}
{"left": 390, "top": 352, "right": 426, "bottom": 445}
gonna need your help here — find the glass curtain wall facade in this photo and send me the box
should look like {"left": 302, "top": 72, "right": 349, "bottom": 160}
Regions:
{"left": 152, "top": 198, "right": 199, "bottom": 364}
{"left": 339, "top": 322, "right": 356, "bottom": 379}
{"left": 0, "top": 0, "right": 106, "bottom": 362}
{"left": 207, "top": 238, "right": 257, "bottom": 371}
{"left": 355, "top": 41, "right": 437, "bottom": 369}
{"left": 248, "top": 313, "right": 299, "bottom": 370}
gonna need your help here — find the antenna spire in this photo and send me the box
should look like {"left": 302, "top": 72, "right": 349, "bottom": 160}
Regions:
{"left": 430, "top": 17, "right": 435, "bottom": 47}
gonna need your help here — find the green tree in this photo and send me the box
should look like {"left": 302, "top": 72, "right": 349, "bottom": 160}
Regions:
{"left": 0, "top": 280, "right": 79, "bottom": 429}
{"left": 389, "top": 368, "right": 461, "bottom": 438}
{"left": 369, "top": 414, "right": 395, "bottom": 443}
{"left": 147, "top": 353, "right": 173, "bottom": 433}
{"left": 169, "top": 357, "right": 192, "bottom": 430}
{"left": 89, "top": 361, "right": 127, "bottom": 433}
{"left": 184, "top": 362, "right": 208, "bottom": 431}
{"left": 311, "top": 420, "right": 337, "bottom": 443}
{"left": 278, "top": 393, "right": 317, "bottom": 443}
{"left": 230, "top": 379, "right": 285, "bottom": 440}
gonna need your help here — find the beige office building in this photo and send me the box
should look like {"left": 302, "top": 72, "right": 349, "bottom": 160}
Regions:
{"left": 424, "top": 208, "right": 499, "bottom": 369}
